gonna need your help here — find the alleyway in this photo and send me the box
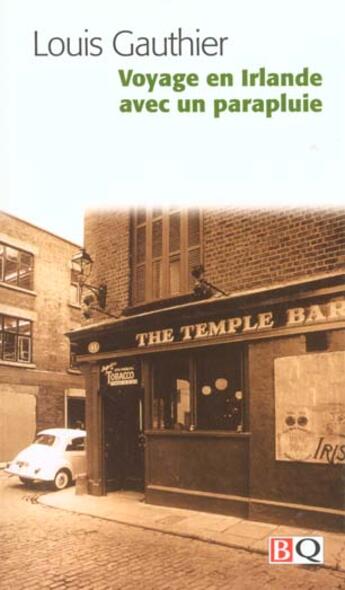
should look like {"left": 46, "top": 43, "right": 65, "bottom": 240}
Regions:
{"left": 1, "top": 472, "right": 344, "bottom": 590}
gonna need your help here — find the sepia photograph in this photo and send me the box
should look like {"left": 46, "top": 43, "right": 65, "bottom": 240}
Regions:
{"left": 1, "top": 0, "right": 345, "bottom": 588}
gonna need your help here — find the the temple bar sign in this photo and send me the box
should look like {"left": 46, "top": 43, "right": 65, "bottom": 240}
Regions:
{"left": 135, "top": 300, "right": 345, "bottom": 348}
{"left": 101, "top": 360, "right": 140, "bottom": 387}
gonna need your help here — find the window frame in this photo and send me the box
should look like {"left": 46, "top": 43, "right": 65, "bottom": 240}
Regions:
{"left": 131, "top": 209, "right": 203, "bottom": 305}
{"left": 0, "top": 242, "right": 34, "bottom": 290}
{"left": 149, "top": 344, "right": 246, "bottom": 433}
{"left": 0, "top": 314, "right": 33, "bottom": 364}
{"left": 66, "top": 436, "right": 86, "bottom": 452}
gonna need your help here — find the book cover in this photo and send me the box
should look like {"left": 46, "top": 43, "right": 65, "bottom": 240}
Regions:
{"left": 0, "top": 1, "right": 344, "bottom": 588}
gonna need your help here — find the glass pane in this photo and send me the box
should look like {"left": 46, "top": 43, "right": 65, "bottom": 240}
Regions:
{"left": 34, "top": 434, "right": 56, "bottom": 446}
{"left": 3, "top": 332, "right": 16, "bottom": 361}
{"left": 18, "top": 319, "right": 31, "bottom": 336}
{"left": 152, "top": 260, "right": 162, "bottom": 299}
{"left": 4, "top": 247, "right": 18, "bottom": 285}
{"left": 188, "top": 210, "right": 201, "bottom": 247}
{"left": 136, "top": 209, "right": 146, "bottom": 225}
{"left": 176, "top": 379, "right": 192, "bottom": 428}
{"left": 188, "top": 248, "right": 201, "bottom": 290}
{"left": 18, "top": 336, "right": 31, "bottom": 362}
{"left": 152, "top": 220, "right": 162, "bottom": 258}
{"left": 71, "top": 267, "right": 80, "bottom": 283}
{"left": 136, "top": 226, "right": 146, "bottom": 263}
{"left": 4, "top": 316, "right": 17, "bottom": 333}
{"left": 169, "top": 212, "right": 180, "bottom": 253}
{"left": 196, "top": 346, "right": 243, "bottom": 431}
{"left": 153, "top": 354, "right": 191, "bottom": 430}
{"left": 169, "top": 257, "right": 180, "bottom": 295}
{"left": 135, "top": 265, "right": 145, "bottom": 303}
{"left": 152, "top": 208, "right": 162, "bottom": 219}
{"left": 152, "top": 397, "right": 164, "bottom": 430}
{"left": 18, "top": 252, "right": 33, "bottom": 289}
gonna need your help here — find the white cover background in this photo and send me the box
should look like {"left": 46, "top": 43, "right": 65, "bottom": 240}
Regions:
{"left": 0, "top": 0, "right": 344, "bottom": 242}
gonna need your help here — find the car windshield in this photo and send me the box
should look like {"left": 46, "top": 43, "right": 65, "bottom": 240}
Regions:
{"left": 33, "top": 434, "right": 56, "bottom": 446}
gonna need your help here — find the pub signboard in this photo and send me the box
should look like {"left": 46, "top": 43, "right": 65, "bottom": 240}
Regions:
{"left": 101, "top": 358, "right": 141, "bottom": 389}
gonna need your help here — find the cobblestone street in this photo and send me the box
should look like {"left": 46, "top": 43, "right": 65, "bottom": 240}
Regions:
{"left": 1, "top": 472, "right": 345, "bottom": 590}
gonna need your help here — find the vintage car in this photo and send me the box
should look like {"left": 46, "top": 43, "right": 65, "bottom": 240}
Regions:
{"left": 5, "top": 428, "right": 86, "bottom": 490}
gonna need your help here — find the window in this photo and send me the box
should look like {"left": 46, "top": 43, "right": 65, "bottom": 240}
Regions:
{"left": 0, "top": 243, "right": 34, "bottom": 290}
{"left": 0, "top": 315, "right": 32, "bottom": 363}
{"left": 66, "top": 437, "right": 86, "bottom": 451}
{"left": 70, "top": 261, "right": 82, "bottom": 305}
{"left": 34, "top": 434, "right": 56, "bottom": 446}
{"left": 67, "top": 398, "right": 85, "bottom": 429}
{"left": 132, "top": 209, "right": 202, "bottom": 304}
{"left": 151, "top": 345, "right": 244, "bottom": 432}
{"left": 196, "top": 346, "right": 243, "bottom": 431}
{"left": 153, "top": 354, "right": 192, "bottom": 430}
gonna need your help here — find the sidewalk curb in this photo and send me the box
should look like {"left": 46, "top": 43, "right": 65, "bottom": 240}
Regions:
{"left": 38, "top": 495, "right": 345, "bottom": 574}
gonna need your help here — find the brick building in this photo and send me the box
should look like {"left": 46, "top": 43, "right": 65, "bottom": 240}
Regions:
{"left": 0, "top": 211, "right": 85, "bottom": 463}
{"left": 70, "top": 208, "right": 345, "bottom": 531}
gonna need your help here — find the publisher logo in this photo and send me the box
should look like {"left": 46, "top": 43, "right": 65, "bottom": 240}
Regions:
{"left": 269, "top": 537, "right": 324, "bottom": 565}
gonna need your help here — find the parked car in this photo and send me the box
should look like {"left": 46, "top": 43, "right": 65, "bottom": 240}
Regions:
{"left": 5, "top": 428, "right": 86, "bottom": 490}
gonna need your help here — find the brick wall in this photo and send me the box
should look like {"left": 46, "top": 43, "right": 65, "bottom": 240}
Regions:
{"left": 0, "top": 212, "right": 84, "bottom": 456}
{"left": 84, "top": 208, "right": 345, "bottom": 313}
{"left": 203, "top": 209, "right": 345, "bottom": 294}
{"left": 84, "top": 209, "right": 131, "bottom": 316}
{"left": 248, "top": 331, "right": 345, "bottom": 511}
{"left": 36, "top": 385, "right": 65, "bottom": 431}
{"left": 0, "top": 211, "right": 82, "bottom": 371}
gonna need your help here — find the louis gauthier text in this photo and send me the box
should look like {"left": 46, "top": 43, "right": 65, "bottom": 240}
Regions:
{"left": 34, "top": 28, "right": 229, "bottom": 57}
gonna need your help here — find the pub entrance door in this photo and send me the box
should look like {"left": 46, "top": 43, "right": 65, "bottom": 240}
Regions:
{"left": 103, "top": 387, "right": 145, "bottom": 492}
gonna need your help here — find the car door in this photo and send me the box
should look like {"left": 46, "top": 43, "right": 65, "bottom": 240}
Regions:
{"left": 65, "top": 436, "right": 86, "bottom": 477}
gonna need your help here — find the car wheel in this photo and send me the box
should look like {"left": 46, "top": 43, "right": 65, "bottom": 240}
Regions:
{"left": 53, "top": 469, "right": 71, "bottom": 491}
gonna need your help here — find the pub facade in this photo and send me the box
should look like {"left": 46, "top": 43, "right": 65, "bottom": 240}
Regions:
{"left": 69, "top": 208, "right": 345, "bottom": 531}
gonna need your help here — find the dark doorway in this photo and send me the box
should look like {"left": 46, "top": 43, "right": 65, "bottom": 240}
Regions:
{"left": 103, "top": 388, "right": 144, "bottom": 492}
{"left": 67, "top": 397, "right": 85, "bottom": 430}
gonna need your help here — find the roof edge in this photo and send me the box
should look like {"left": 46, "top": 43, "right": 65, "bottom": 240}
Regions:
{"left": 0, "top": 210, "right": 82, "bottom": 248}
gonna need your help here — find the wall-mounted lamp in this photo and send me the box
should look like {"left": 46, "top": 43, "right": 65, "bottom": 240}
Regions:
{"left": 191, "top": 265, "right": 229, "bottom": 298}
{"left": 71, "top": 248, "right": 93, "bottom": 285}
{"left": 71, "top": 249, "right": 108, "bottom": 318}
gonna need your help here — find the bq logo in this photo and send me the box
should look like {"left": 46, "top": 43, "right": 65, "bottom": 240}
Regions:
{"left": 269, "top": 537, "right": 324, "bottom": 565}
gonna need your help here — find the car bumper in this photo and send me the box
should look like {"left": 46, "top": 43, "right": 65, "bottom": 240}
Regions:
{"left": 4, "top": 465, "right": 52, "bottom": 482}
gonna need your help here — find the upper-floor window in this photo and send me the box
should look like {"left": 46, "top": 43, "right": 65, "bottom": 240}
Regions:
{"left": 0, "top": 315, "right": 32, "bottom": 363}
{"left": 0, "top": 243, "right": 34, "bottom": 290}
{"left": 131, "top": 209, "right": 202, "bottom": 304}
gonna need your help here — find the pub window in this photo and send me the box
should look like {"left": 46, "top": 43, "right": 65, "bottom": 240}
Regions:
{"left": 0, "top": 243, "right": 34, "bottom": 290}
{"left": 132, "top": 209, "right": 202, "bottom": 304}
{"left": 152, "top": 353, "right": 192, "bottom": 431}
{"left": 196, "top": 346, "right": 243, "bottom": 432}
{"left": 151, "top": 345, "right": 244, "bottom": 432}
{"left": 0, "top": 315, "right": 32, "bottom": 363}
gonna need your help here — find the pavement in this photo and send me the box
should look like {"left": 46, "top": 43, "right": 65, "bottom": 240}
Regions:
{"left": 39, "top": 486, "right": 345, "bottom": 572}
